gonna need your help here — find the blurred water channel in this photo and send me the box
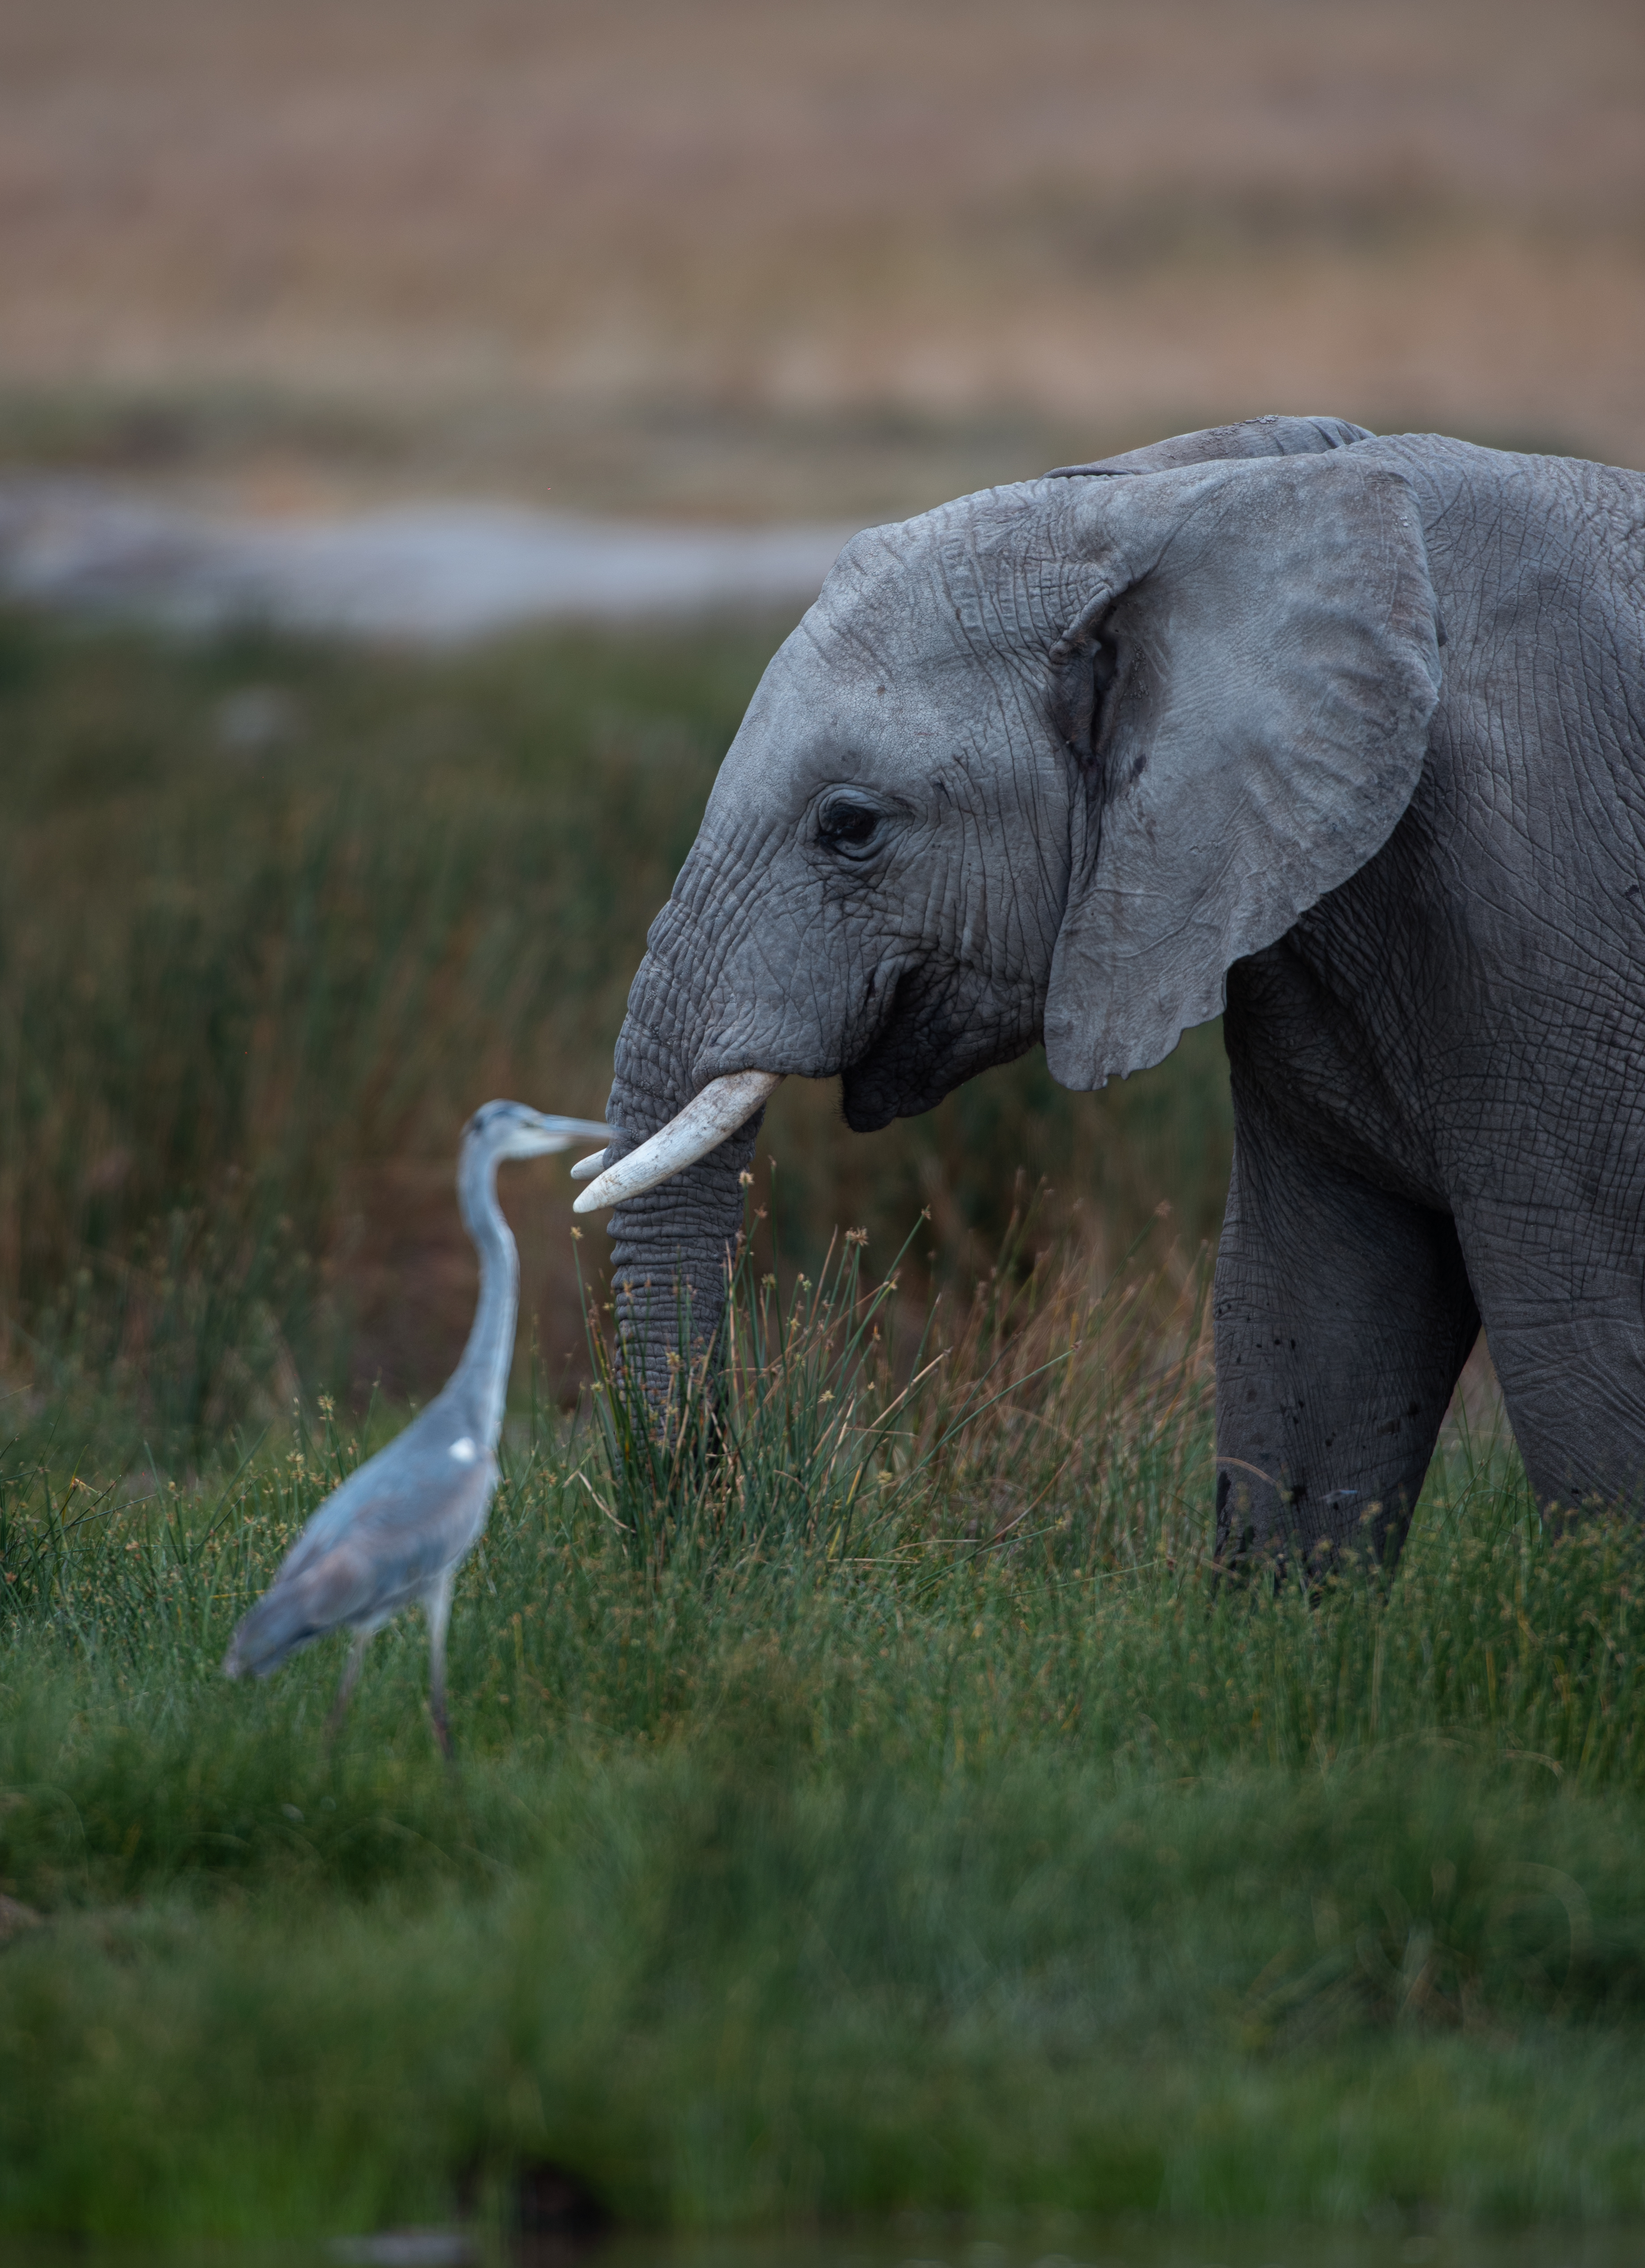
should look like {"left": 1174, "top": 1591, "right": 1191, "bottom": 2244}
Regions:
{"left": 0, "top": 480, "right": 855, "bottom": 642}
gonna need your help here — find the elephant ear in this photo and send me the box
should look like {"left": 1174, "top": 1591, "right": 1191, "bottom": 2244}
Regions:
{"left": 1047, "top": 411, "right": 1374, "bottom": 480}
{"left": 1043, "top": 449, "right": 1441, "bottom": 1091}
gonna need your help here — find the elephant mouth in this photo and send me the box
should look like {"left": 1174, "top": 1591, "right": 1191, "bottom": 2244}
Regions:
{"left": 842, "top": 958, "right": 1029, "bottom": 1131}
{"left": 572, "top": 957, "right": 939, "bottom": 1209}
{"left": 840, "top": 1048, "right": 950, "bottom": 1134}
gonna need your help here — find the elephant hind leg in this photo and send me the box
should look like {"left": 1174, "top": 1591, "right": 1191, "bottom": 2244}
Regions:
{"left": 1457, "top": 1234, "right": 1645, "bottom": 1515}
{"left": 1215, "top": 1103, "right": 1479, "bottom": 1578}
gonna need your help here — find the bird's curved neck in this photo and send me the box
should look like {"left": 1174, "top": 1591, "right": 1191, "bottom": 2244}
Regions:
{"left": 453, "top": 1144, "right": 520, "bottom": 1447}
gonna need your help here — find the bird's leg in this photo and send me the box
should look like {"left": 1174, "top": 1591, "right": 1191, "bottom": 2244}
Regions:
{"left": 326, "top": 1629, "right": 369, "bottom": 1743}
{"left": 425, "top": 1568, "right": 458, "bottom": 1762}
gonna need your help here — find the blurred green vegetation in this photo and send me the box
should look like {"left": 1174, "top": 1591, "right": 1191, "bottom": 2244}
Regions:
{"left": 0, "top": 605, "right": 1231, "bottom": 1455}
{"left": 1, "top": 1244, "right": 1643, "bottom": 2234}
{"left": 10, "top": 607, "right": 1635, "bottom": 2244}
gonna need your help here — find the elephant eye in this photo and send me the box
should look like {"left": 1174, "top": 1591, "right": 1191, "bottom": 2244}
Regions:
{"left": 817, "top": 798, "right": 882, "bottom": 853}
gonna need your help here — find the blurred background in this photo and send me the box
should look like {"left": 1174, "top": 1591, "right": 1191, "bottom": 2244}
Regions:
{"left": 3, "top": 0, "right": 1642, "bottom": 509}
{"left": 1, "top": 0, "right": 1641, "bottom": 1450}
{"left": 2, "top": 0, "right": 1642, "bottom": 507}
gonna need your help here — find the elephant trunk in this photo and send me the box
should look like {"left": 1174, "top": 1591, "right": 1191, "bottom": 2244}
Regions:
{"left": 595, "top": 946, "right": 774, "bottom": 1407}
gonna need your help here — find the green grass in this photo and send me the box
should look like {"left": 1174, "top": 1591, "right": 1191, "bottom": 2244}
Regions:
{"left": 3, "top": 610, "right": 1643, "bottom": 2239}
{"left": 4, "top": 1242, "right": 1645, "bottom": 2236}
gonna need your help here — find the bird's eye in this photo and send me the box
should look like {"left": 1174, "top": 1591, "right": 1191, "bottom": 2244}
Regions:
{"left": 818, "top": 798, "right": 881, "bottom": 852}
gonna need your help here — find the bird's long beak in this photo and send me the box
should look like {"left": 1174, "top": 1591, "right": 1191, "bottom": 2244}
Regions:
{"left": 572, "top": 1070, "right": 782, "bottom": 1212}
{"left": 531, "top": 1113, "right": 613, "bottom": 1151}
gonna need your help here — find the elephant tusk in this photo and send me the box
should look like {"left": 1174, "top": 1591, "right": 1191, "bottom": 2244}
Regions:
{"left": 569, "top": 1150, "right": 607, "bottom": 1181}
{"left": 572, "top": 1070, "right": 783, "bottom": 1213}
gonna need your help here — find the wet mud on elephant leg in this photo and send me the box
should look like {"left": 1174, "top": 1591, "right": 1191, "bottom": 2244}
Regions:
{"left": 1214, "top": 1085, "right": 1480, "bottom": 1578}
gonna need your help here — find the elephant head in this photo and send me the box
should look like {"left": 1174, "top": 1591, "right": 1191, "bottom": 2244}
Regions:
{"left": 581, "top": 420, "right": 1441, "bottom": 1398}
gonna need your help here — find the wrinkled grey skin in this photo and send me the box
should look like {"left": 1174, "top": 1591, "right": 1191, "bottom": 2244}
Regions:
{"left": 603, "top": 413, "right": 1645, "bottom": 1569}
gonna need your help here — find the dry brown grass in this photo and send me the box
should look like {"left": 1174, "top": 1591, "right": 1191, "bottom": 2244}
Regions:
{"left": 0, "top": 0, "right": 1641, "bottom": 510}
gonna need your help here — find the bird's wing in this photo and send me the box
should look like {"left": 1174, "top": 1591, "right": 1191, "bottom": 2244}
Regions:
{"left": 224, "top": 1442, "right": 496, "bottom": 1679}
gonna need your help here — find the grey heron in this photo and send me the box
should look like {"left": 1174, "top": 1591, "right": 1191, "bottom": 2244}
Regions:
{"left": 222, "top": 1100, "right": 610, "bottom": 1755}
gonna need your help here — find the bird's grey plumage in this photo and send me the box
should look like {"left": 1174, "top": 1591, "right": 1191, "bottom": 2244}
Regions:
{"left": 222, "top": 1100, "right": 609, "bottom": 1752}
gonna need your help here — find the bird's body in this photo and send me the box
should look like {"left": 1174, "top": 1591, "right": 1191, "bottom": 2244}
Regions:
{"left": 223, "top": 1101, "right": 609, "bottom": 1752}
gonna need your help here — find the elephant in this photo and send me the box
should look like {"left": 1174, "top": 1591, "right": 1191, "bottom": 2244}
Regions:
{"left": 575, "top": 412, "right": 1645, "bottom": 1570}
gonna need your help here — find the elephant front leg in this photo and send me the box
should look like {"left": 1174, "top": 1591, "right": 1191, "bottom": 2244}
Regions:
{"left": 1214, "top": 1106, "right": 1480, "bottom": 1577}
